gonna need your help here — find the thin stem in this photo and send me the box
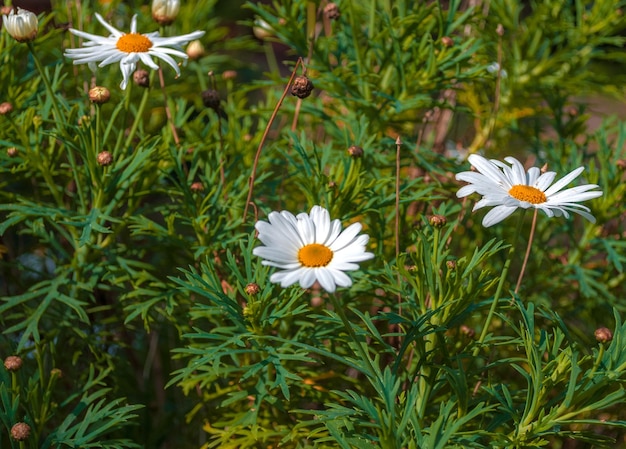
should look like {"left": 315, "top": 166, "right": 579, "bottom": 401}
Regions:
{"left": 27, "top": 42, "right": 64, "bottom": 123}
{"left": 242, "top": 57, "right": 304, "bottom": 222}
{"left": 123, "top": 82, "right": 152, "bottom": 151}
{"left": 515, "top": 208, "right": 538, "bottom": 294}
{"left": 395, "top": 136, "right": 402, "bottom": 314}
{"left": 328, "top": 294, "right": 378, "bottom": 380}
{"left": 157, "top": 67, "right": 180, "bottom": 146}
{"left": 472, "top": 214, "right": 525, "bottom": 357}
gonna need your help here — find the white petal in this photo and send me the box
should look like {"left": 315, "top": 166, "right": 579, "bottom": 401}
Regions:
{"left": 482, "top": 205, "right": 518, "bottom": 227}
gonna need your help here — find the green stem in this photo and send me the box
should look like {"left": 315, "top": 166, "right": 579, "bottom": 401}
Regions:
{"left": 472, "top": 214, "right": 525, "bottom": 357}
{"left": 27, "top": 42, "right": 64, "bottom": 124}
{"left": 328, "top": 294, "right": 378, "bottom": 380}
{"left": 123, "top": 81, "right": 152, "bottom": 151}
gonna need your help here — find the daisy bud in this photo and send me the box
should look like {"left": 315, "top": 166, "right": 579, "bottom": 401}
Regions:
{"left": 347, "top": 145, "right": 364, "bottom": 158}
{"left": 186, "top": 40, "right": 205, "bottom": 60}
{"left": 0, "top": 6, "right": 11, "bottom": 15}
{"left": 152, "top": 0, "right": 180, "bottom": 25}
{"left": 429, "top": 215, "right": 447, "bottom": 228}
{"left": 201, "top": 89, "right": 221, "bottom": 110}
{"left": 2, "top": 8, "right": 38, "bottom": 43}
{"left": 50, "top": 368, "right": 63, "bottom": 378}
{"left": 4, "top": 355, "right": 23, "bottom": 371}
{"left": 460, "top": 325, "right": 475, "bottom": 338}
{"left": 595, "top": 327, "right": 613, "bottom": 343}
{"left": 327, "top": 180, "right": 337, "bottom": 189}
{"left": 245, "top": 283, "right": 260, "bottom": 295}
{"left": 441, "top": 36, "right": 454, "bottom": 47}
{"left": 496, "top": 23, "right": 504, "bottom": 36}
{"left": 190, "top": 181, "right": 204, "bottom": 192}
{"left": 222, "top": 70, "right": 238, "bottom": 80}
{"left": 616, "top": 159, "right": 626, "bottom": 171}
{"left": 291, "top": 75, "right": 314, "bottom": 99}
{"left": 446, "top": 260, "right": 457, "bottom": 270}
{"left": 88, "top": 86, "right": 110, "bottom": 104}
{"left": 97, "top": 151, "right": 113, "bottom": 166}
{"left": 0, "top": 101, "right": 13, "bottom": 115}
{"left": 323, "top": 3, "right": 340, "bottom": 20}
{"left": 7, "top": 147, "right": 18, "bottom": 157}
{"left": 133, "top": 70, "right": 150, "bottom": 88}
{"left": 252, "top": 18, "right": 273, "bottom": 40}
{"left": 11, "top": 422, "right": 31, "bottom": 441}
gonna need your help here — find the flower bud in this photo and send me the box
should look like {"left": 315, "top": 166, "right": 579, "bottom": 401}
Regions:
{"left": 11, "top": 422, "right": 30, "bottom": 441}
{"left": 441, "top": 36, "right": 454, "bottom": 47}
{"left": 97, "top": 151, "right": 113, "bottom": 166}
{"left": 133, "top": 69, "right": 150, "bottom": 88}
{"left": 222, "top": 70, "right": 237, "bottom": 80}
{"left": 429, "top": 215, "right": 447, "bottom": 228}
{"left": 4, "top": 355, "right": 23, "bottom": 371}
{"left": 88, "top": 86, "right": 110, "bottom": 104}
{"left": 2, "top": 8, "right": 38, "bottom": 42}
{"left": 323, "top": 3, "right": 340, "bottom": 20}
{"left": 152, "top": 0, "right": 180, "bottom": 25}
{"left": 347, "top": 145, "right": 364, "bottom": 158}
{"left": 186, "top": 40, "right": 205, "bottom": 60}
{"left": 252, "top": 18, "right": 273, "bottom": 40}
{"left": 7, "top": 147, "right": 18, "bottom": 157}
{"left": 617, "top": 159, "right": 626, "bottom": 171}
{"left": 190, "top": 181, "right": 204, "bottom": 192}
{"left": 595, "top": 327, "right": 613, "bottom": 343}
{"left": 245, "top": 283, "right": 260, "bottom": 295}
{"left": 0, "top": 101, "right": 13, "bottom": 115}
{"left": 460, "top": 325, "right": 475, "bottom": 338}
{"left": 291, "top": 75, "right": 314, "bottom": 99}
{"left": 446, "top": 260, "right": 457, "bottom": 270}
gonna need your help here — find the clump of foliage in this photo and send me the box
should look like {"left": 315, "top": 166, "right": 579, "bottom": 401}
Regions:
{"left": 1, "top": 0, "right": 625, "bottom": 448}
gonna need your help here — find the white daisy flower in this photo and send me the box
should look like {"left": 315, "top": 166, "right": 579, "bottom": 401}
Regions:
{"left": 253, "top": 205, "right": 374, "bottom": 293}
{"left": 64, "top": 13, "right": 205, "bottom": 89}
{"left": 456, "top": 154, "right": 603, "bottom": 227}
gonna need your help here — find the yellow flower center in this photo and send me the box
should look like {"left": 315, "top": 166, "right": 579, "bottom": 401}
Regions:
{"left": 298, "top": 243, "right": 333, "bottom": 267}
{"left": 508, "top": 185, "right": 547, "bottom": 204}
{"left": 116, "top": 33, "right": 153, "bottom": 53}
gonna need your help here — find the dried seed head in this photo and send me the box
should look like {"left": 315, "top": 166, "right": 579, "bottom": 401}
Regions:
{"left": 441, "top": 36, "right": 454, "bottom": 47}
{"left": 245, "top": 283, "right": 260, "bottom": 295}
{"left": 88, "top": 86, "right": 110, "bottom": 104}
{"left": 4, "top": 355, "right": 23, "bottom": 371}
{"left": 97, "top": 151, "right": 113, "bottom": 166}
{"left": 7, "top": 147, "right": 18, "bottom": 157}
{"left": 0, "top": 101, "right": 14, "bottom": 115}
{"left": 190, "top": 181, "right": 204, "bottom": 192}
{"left": 595, "top": 327, "right": 613, "bottom": 343}
{"left": 323, "top": 3, "right": 340, "bottom": 20}
{"left": 347, "top": 145, "right": 364, "bottom": 158}
{"left": 11, "top": 422, "right": 31, "bottom": 441}
{"left": 133, "top": 69, "right": 150, "bottom": 88}
{"left": 291, "top": 75, "right": 314, "bottom": 99}
{"left": 186, "top": 40, "right": 205, "bottom": 60}
{"left": 429, "top": 215, "right": 447, "bottom": 228}
{"left": 201, "top": 89, "right": 221, "bottom": 110}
